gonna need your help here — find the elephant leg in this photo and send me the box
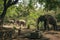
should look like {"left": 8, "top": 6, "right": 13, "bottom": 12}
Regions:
{"left": 44, "top": 21, "right": 47, "bottom": 30}
{"left": 47, "top": 24, "right": 49, "bottom": 31}
{"left": 44, "top": 21, "right": 49, "bottom": 31}
{"left": 46, "top": 21, "right": 49, "bottom": 30}
{"left": 53, "top": 24, "right": 57, "bottom": 30}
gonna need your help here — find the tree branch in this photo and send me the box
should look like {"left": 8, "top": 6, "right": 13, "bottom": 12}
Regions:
{"left": 4, "top": 0, "right": 7, "bottom": 7}
{"left": 7, "top": 0, "right": 12, "bottom": 7}
{"left": 7, "top": 0, "right": 18, "bottom": 7}
{"left": 0, "top": 0, "right": 7, "bottom": 18}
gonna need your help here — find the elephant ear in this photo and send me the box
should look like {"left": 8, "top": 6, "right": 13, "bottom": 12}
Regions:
{"left": 44, "top": 15, "right": 51, "bottom": 21}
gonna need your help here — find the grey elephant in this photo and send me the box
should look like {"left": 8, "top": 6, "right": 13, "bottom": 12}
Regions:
{"left": 37, "top": 14, "right": 57, "bottom": 31}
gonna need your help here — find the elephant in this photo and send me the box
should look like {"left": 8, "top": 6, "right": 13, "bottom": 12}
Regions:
{"left": 37, "top": 14, "right": 57, "bottom": 31}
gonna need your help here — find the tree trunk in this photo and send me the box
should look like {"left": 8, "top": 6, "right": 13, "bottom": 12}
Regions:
{"left": 0, "top": 0, "right": 18, "bottom": 29}
{"left": 0, "top": 6, "right": 7, "bottom": 29}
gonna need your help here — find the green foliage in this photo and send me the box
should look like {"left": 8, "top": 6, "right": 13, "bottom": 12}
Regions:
{"left": 28, "top": 0, "right": 34, "bottom": 9}
{"left": 0, "top": 0, "right": 3, "bottom": 15}
{"left": 0, "top": 0, "right": 3, "bottom": 4}
{"left": 38, "top": 0, "right": 60, "bottom": 11}
{"left": 5, "top": 5, "right": 17, "bottom": 19}
{"left": 16, "top": 5, "right": 29, "bottom": 18}
{"left": 26, "top": 9, "right": 44, "bottom": 26}
{"left": 56, "top": 13, "right": 60, "bottom": 22}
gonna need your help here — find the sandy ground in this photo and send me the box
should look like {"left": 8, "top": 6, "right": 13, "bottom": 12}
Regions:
{"left": 3, "top": 25, "right": 60, "bottom": 40}
{"left": 43, "top": 31, "right": 60, "bottom": 40}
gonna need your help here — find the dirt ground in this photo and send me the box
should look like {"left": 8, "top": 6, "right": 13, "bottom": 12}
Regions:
{"left": 13, "top": 31, "right": 60, "bottom": 40}
{"left": 3, "top": 25, "right": 60, "bottom": 40}
{"left": 43, "top": 31, "right": 60, "bottom": 40}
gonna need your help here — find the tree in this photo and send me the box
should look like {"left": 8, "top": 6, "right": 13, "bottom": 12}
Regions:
{"left": 34, "top": 0, "right": 60, "bottom": 30}
{"left": 0, "top": 0, "right": 18, "bottom": 28}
